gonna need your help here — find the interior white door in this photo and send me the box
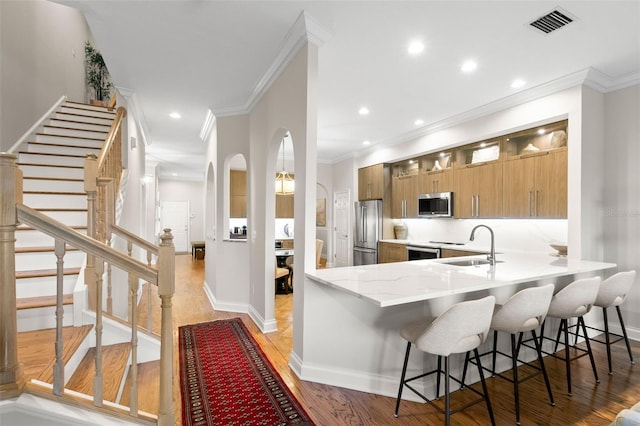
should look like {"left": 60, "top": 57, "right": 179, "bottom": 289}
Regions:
{"left": 333, "top": 190, "right": 351, "bottom": 267}
{"left": 161, "top": 201, "right": 190, "bottom": 253}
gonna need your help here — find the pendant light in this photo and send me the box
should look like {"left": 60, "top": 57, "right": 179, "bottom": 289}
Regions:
{"left": 275, "top": 135, "right": 294, "bottom": 195}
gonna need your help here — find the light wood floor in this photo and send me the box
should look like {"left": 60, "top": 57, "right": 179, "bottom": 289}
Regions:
{"left": 19, "top": 254, "right": 640, "bottom": 425}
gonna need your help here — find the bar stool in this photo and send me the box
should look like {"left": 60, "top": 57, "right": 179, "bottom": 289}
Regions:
{"left": 394, "top": 295, "right": 496, "bottom": 426}
{"left": 462, "top": 284, "right": 555, "bottom": 425}
{"left": 578, "top": 270, "right": 636, "bottom": 374}
{"left": 540, "top": 276, "right": 601, "bottom": 396}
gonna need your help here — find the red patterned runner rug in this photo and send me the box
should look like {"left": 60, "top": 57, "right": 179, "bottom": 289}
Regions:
{"left": 179, "top": 318, "right": 315, "bottom": 426}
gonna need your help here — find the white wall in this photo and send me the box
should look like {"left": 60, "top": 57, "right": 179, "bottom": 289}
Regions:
{"left": 0, "top": 0, "right": 91, "bottom": 150}
{"left": 157, "top": 179, "right": 205, "bottom": 243}
{"left": 603, "top": 84, "right": 640, "bottom": 339}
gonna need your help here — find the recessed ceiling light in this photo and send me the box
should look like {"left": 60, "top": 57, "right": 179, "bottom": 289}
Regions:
{"left": 511, "top": 79, "right": 526, "bottom": 89}
{"left": 461, "top": 60, "right": 477, "bottom": 73}
{"left": 172, "top": 173, "right": 178, "bottom": 176}
{"left": 362, "top": 140, "right": 371, "bottom": 146}
{"left": 358, "top": 107, "right": 370, "bottom": 116}
{"left": 169, "top": 112, "right": 181, "bottom": 119}
{"left": 414, "top": 119, "right": 424, "bottom": 126}
{"left": 407, "top": 40, "right": 425, "bottom": 55}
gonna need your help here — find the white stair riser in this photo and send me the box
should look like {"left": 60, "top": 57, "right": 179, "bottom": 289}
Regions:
{"left": 17, "top": 305, "right": 74, "bottom": 332}
{"left": 55, "top": 112, "right": 113, "bottom": 126}
{"left": 26, "top": 143, "right": 101, "bottom": 157}
{"left": 19, "top": 152, "right": 86, "bottom": 167}
{"left": 36, "top": 210, "right": 87, "bottom": 227}
{"left": 16, "top": 229, "right": 87, "bottom": 248}
{"left": 43, "top": 126, "right": 108, "bottom": 140}
{"left": 59, "top": 106, "right": 115, "bottom": 120}
{"left": 22, "top": 178, "right": 84, "bottom": 193}
{"left": 19, "top": 164, "right": 84, "bottom": 179}
{"left": 23, "top": 193, "right": 86, "bottom": 209}
{"left": 16, "top": 274, "right": 79, "bottom": 298}
{"left": 16, "top": 250, "right": 84, "bottom": 271}
{"left": 34, "top": 134, "right": 104, "bottom": 148}
{"left": 49, "top": 119, "right": 111, "bottom": 132}
{"left": 64, "top": 101, "right": 112, "bottom": 113}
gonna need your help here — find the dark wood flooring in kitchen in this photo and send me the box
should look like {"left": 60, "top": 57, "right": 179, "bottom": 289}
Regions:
{"left": 22, "top": 254, "right": 640, "bottom": 425}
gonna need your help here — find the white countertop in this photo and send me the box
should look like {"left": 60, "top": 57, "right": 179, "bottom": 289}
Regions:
{"left": 306, "top": 252, "right": 616, "bottom": 307}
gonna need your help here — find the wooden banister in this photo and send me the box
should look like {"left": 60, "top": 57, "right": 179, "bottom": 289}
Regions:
{"left": 17, "top": 205, "right": 157, "bottom": 284}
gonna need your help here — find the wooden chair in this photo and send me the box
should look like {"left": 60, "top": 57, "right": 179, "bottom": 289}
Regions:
{"left": 275, "top": 259, "right": 291, "bottom": 294}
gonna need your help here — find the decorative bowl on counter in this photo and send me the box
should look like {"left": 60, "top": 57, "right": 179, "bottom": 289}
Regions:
{"left": 550, "top": 244, "right": 568, "bottom": 256}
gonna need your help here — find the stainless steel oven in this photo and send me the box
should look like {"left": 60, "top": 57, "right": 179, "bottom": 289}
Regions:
{"left": 406, "top": 245, "right": 440, "bottom": 261}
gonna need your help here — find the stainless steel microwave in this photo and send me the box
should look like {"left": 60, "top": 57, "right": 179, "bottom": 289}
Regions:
{"left": 418, "top": 192, "right": 453, "bottom": 217}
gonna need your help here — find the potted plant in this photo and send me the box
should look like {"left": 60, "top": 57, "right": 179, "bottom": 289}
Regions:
{"left": 84, "top": 41, "right": 112, "bottom": 106}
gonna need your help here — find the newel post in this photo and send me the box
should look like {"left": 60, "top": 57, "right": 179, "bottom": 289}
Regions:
{"left": 0, "top": 153, "right": 26, "bottom": 399}
{"left": 84, "top": 154, "right": 98, "bottom": 310}
{"left": 157, "top": 228, "right": 175, "bottom": 426}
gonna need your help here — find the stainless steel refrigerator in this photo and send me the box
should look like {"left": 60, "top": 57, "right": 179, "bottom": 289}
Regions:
{"left": 353, "top": 199, "right": 382, "bottom": 265}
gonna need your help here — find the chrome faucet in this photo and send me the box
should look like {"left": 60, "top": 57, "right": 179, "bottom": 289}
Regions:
{"left": 469, "top": 224, "right": 496, "bottom": 266}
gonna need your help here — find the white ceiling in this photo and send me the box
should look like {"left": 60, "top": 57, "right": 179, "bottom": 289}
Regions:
{"left": 63, "top": 1, "right": 640, "bottom": 179}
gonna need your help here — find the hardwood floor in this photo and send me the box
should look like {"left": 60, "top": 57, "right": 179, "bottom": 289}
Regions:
{"left": 18, "top": 254, "right": 640, "bottom": 425}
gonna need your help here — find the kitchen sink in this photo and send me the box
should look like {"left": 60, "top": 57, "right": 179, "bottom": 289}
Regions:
{"left": 439, "top": 258, "right": 503, "bottom": 267}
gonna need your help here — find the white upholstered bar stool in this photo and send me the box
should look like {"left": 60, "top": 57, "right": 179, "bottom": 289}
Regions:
{"left": 581, "top": 270, "right": 636, "bottom": 374}
{"left": 463, "top": 284, "right": 556, "bottom": 425}
{"left": 394, "top": 295, "right": 496, "bottom": 426}
{"left": 541, "top": 276, "right": 601, "bottom": 396}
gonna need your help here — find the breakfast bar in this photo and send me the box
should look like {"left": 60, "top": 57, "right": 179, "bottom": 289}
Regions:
{"left": 298, "top": 252, "right": 616, "bottom": 401}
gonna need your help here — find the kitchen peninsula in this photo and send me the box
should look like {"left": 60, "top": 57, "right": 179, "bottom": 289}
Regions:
{"left": 298, "top": 252, "right": 616, "bottom": 401}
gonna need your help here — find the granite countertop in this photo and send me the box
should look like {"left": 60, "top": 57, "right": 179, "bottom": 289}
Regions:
{"left": 306, "top": 252, "right": 616, "bottom": 307}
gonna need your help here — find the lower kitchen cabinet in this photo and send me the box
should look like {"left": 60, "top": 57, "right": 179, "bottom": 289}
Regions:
{"left": 440, "top": 248, "right": 482, "bottom": 258}
{"left": 378, "top": 241, "right": 407, "bottom": 263}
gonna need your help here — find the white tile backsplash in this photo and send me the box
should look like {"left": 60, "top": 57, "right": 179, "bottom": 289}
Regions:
{"left": 397, "top": 218, "right": 568, "bottom": 255}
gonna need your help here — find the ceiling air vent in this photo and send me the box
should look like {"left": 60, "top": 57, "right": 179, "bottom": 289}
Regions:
{"left": 530, "top": 9, "right": 574, "bottom": 34}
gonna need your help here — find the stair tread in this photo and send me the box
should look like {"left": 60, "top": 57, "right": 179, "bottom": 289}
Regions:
{"left": 18, "top": 225, "right": 87, "bottom": 232}
{"left": 35, "top": 132, "right": 105, "bottom": 141}
{"left": 16, "top": 267, "right": 81, "bottom": 279}
{"left": 27, "top": 141, "right": 102, "bottom": 150}
{"left": 22, "top": 176, "right": 83, "bottom": 182}
{"left": 16, "top": 245, "right": 79, "bottom": 254}
{"left": 34, "top": 207, "right": 86, "bottom": 212}
{"left": 17, "top": 325, "right": 93, "bottom": 384}
{"left": 17, "top": 293, "right": 74, "bottom": 310}
{"left": 19, "top": 150, "right": 88, "bottom": 159}
{"left": 120, "top": 360, "right": 160, "bottom": 412}
{"left": 49, "top": 118, "right": 111, "bottom": 128}
{"left": 24, "top": 190, "right": 86, "bottom": 195}
{"left": 43, "top": 125, "right": 108, "bottom": 134}
{"left": 66, "top": 342, "right": 131, "bottom": 402}
{"left": 19, "top": 162, "right": 83, "bottom": 169}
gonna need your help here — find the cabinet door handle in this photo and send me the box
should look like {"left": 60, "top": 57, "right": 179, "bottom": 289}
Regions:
{"left": 535, "top": 190, "right": 539, "bottom": 217}
{"left": 471, "top": 195, "right": 475, "bottom": 217}
{"left": 476, "top": 195, "right": 480, "bottom": 217}
{"left": 528, "top": 191, "right": 532, "bottom": 217}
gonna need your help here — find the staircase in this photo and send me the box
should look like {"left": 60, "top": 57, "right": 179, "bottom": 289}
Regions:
{"left": 1, "top": 100, "right": 175, "bottom": 425}
{"left": 16, "top": 101, "right": 111, "bottom": 331}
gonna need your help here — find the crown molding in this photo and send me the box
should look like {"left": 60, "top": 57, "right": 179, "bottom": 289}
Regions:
{"left": 212, "top": 10, "right": 332, "bottom": 118}
{"left": 583, "top": 68, "right": 640, "bottom": 93}
{"left": 116, "top": 86, "right": 152, "bottom": 147}
{"left": 199, "top": 109, "right": 216, "bottom": 142}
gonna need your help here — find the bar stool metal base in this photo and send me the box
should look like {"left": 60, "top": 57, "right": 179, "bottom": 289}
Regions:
{"left": 395, "top": 343, "right": 495, "bottom": 426}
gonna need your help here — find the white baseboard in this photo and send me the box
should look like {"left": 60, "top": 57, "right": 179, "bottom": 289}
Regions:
{"left": 248, "top": 305, "right": 278, "bottom": 333}
{"left": 203, "top": 280, "right": 249, "bottom": 314}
